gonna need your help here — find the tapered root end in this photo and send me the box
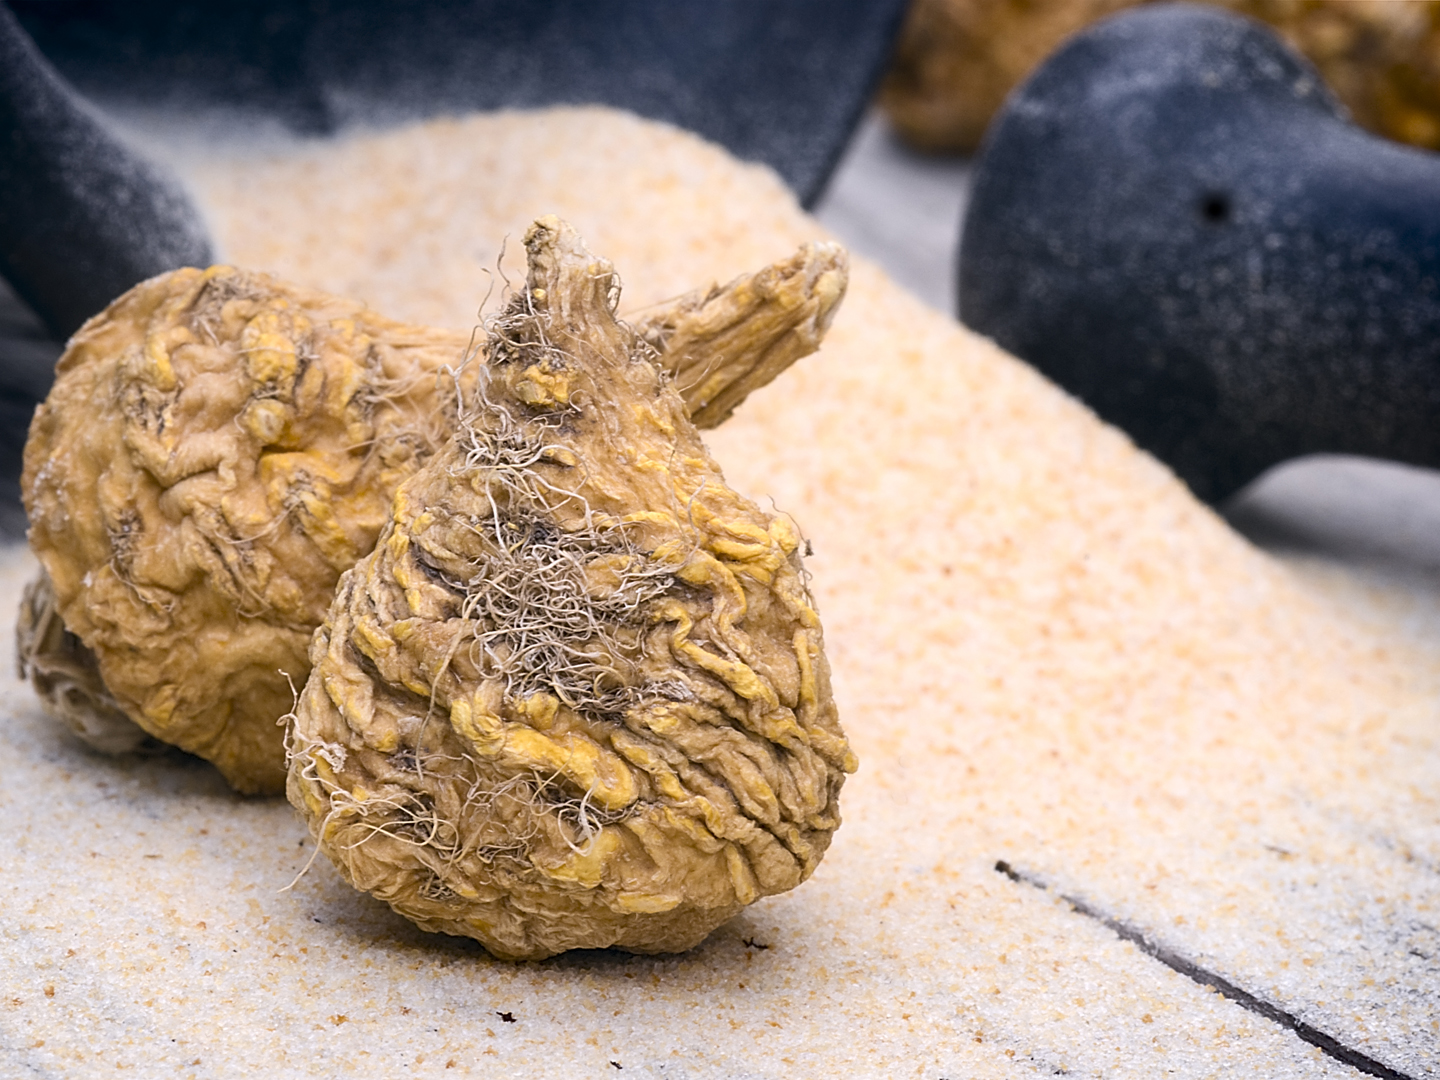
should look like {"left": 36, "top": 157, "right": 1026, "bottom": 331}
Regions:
{"left": 639, "top": 242, "right": 849, "bottom": 428}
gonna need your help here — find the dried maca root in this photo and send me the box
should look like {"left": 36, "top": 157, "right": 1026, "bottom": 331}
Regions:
{"left": 287, "top": 217, "right": 855, "bottom": 960}
{"left": 23, "top": 266, "right": 470, "bottom": 793}
{"left": 21, "top": 245, "right": 846, "bottom": 795}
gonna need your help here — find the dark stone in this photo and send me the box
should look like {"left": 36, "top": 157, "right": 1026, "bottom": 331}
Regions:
{"left": 0, "top": 4, "right": 215, "bottom": 539}
{"left": 958, "top": 2, "right": 1440, "bottom": 503}
{"left": 11, "top": 0, "right": 910, "bottom": 209}
{"left": 0, "top": 2, "right": 213, "bottom": 349}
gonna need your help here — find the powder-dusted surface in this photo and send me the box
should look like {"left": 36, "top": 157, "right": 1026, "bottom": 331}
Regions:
{"left": 3, "top": 108, "right": 1438, "bottom": 1077}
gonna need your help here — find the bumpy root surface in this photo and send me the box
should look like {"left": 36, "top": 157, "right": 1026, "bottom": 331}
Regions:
{"left": 23, "top": 267, "right": 473, "bottom": 792}
{"left": 20, "top": 248, "right": 846, "bottom": 795}
{"left": 287, "top": 217, "right": 855, "bottom": 960}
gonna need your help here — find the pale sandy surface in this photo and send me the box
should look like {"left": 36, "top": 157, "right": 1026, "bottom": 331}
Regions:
{"left": 3, "top": 107, "right": 1438, "bottom": 1078}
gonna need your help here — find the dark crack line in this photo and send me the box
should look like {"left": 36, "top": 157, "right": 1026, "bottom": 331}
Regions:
{"left": 993, "top": 860, "right": 1415, "bottom": 1080}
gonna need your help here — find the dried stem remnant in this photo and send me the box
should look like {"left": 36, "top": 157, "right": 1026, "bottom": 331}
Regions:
{"left": 635, "top": 241, "right": 847, "bottom": 429}
{"left": 21, "top": 245, "right": 847, "bottom": 794}
{"left": 287, "top": 218, "right": 854, "bottom": 960}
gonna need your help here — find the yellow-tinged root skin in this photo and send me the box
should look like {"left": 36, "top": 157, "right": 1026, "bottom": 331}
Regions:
{"left": 22, "top": 267, "right": 473, "bottom": 793}
{"left": 287, "top": 218, "right": 854, "bottom": 960}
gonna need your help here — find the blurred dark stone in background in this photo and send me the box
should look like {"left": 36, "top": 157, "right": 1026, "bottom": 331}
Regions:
{"left": 1, "top": 3, "right": 214, "bottom": 343}
{"left": 960, "top": 4, "right": 1440, "bottom": 504}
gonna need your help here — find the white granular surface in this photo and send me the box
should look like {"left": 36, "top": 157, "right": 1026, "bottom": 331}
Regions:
{"left": 3, "top": 107, "right": 1437, "bottom": 1078}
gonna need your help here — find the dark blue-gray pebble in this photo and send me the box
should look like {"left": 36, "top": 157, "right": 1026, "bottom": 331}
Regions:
{"left": 960, "top": 2, "right": 1440, "bottom": 503}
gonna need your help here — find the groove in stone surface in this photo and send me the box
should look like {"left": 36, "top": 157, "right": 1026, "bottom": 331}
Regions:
{"left": 993, "top": 860, "right": 1415, "bottom": 1080}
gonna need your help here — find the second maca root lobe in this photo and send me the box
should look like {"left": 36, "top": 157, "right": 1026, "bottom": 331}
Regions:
{"left": 287, "top": 217, "right": 856, "bottom": 959}
{"left": 20, "top": 236, "right": 846, "bottom": 795}
{"left": 23, "top": 267, "right": 470, "bottom": 793}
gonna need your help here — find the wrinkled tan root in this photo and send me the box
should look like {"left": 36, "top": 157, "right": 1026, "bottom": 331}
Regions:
{"left": 287, "top": 218, "right": 853, "bottom": 960}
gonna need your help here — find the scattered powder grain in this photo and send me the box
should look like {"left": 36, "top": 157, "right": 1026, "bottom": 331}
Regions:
{"left": 1, "top": 106, "right": 1436, "bottom": 1077}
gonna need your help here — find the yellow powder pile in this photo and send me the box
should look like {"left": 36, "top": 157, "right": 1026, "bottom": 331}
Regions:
{"left": 1, "top": 107, "right": 1435, "bottom": 1076}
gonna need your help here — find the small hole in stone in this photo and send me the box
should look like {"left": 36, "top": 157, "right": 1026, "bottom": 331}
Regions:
{"left": 1199, "top": 192, "right": 1231, "bottom": 224}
